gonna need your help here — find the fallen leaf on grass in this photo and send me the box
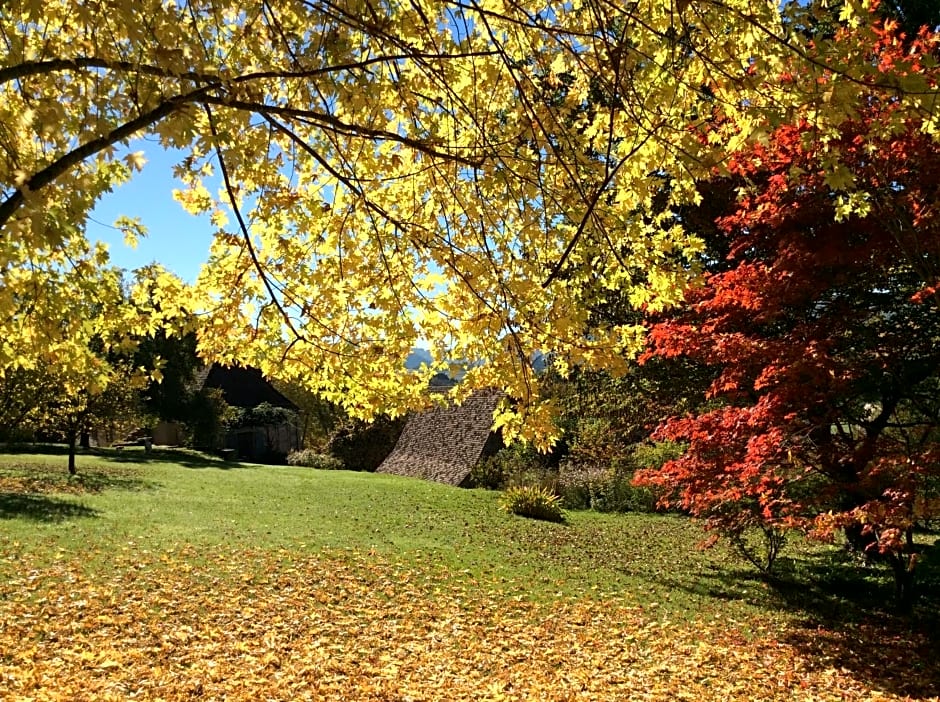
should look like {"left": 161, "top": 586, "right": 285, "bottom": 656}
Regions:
{"left": 0, "top": 547, "right": 937, "bottom": 701}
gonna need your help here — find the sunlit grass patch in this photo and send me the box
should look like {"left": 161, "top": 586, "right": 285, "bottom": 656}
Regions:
{"left": 0, "top": 448, "right": 938, "bottom": 700}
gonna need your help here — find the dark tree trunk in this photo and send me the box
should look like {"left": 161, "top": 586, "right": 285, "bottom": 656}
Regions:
{"left": 79, "top": 431, "right": 90, "bottom": 449}
{"left": 843, "top": 524, "right": 919, "bottom": 611}
{"left": 66, "top": 430, "right": 77, "bottom": 476}
{"left": 843, "top": 522, "right": 877, "bottom": 554}
{"left": 890, "top": 553, "right": 916, "bottom": 613}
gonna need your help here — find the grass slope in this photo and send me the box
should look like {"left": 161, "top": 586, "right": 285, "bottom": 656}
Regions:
{"left": 0, "top": 448, "right": 938, "bottom": 701}
{"left": 0, "top": 448, "right": 743, "bottom": 608}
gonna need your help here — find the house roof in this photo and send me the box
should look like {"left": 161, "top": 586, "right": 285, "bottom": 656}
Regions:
{"left": 197, "top": 364, "right": 298, "bottom": 411}
{"left": 377, "top": 389, "right": 502, "bottom": 486}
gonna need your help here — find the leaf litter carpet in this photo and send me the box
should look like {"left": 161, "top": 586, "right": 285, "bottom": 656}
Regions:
{"left": 0, "top": 547, "right": 936, "bottom": 701}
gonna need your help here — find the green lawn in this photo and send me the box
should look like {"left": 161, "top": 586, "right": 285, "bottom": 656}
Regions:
{"left": 1, "top": 447, "right": 938, "bottom": 701}
{"left": 0, "top": 447, "right": 753, "bottom": 610}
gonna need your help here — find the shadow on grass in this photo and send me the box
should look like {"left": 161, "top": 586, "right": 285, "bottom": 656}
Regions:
{"left": 0, "top": 470, "right": 156, "bottom": 496}
{"left": 94, "top": 447, "right": 245, "bottom": 470}
{"left": 1, "top": 454, "right": 159, "bottom": 495}
{"left": 0, "top": 443, "right": 72, "bottom": 456}
{"left": 1, "top": 443, "right": 245, "bottom": 470}
{"left": 780, "top": 617, "right": 940, "bottom": 698}
{"left": 67, "top": 469, "right": 157, "bottom": 493}
{"left": 656, "top": 545, "right": 940, "bottom": 699}
{"left": 0, "top": 493, "right": 99, "bottom": 522}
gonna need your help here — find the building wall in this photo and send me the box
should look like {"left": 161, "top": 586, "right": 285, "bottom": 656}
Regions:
{"left": 225, "top": 423, "right": 301, "bottom": 462}
{"left": 152, "top": 421, "right": 186, "bottom": 446}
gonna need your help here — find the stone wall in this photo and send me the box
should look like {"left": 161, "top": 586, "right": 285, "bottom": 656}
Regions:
{"left": 376, "top": 389, "right": 503, "bottom": 485}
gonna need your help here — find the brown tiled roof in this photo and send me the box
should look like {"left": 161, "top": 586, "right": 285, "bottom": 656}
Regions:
{"left": 377, "top": 389, "right": 503, "bottom": 486}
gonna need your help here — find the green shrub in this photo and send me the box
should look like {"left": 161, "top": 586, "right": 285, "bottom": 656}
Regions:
{"left": 630, "top": 441, "right": 685, "bottom": 472}
{"left": 499, "top": 485, "right": 565, "bottom": 523}
{"left": 325, "top": 415, "right": 405, "bottom": 471}
{"left": 557, "top": 461, "right": 658, "bottom": 512}
{"left": 466, "top": 442, "right": 563, "bottom": 490}
{"left": 466, "top": 454, "right": 506, "bottom": 489}
{"left": 286, "top": 449, "right": 344, "bottom": 470}
{"left": 186, "top": 388, "right": 235, "bottom": 451}
{"left": 556, "top": 462, "right": 606, "bottom": 510}
{"left": 554, "top": 441, "right": 680, "bottom": 513}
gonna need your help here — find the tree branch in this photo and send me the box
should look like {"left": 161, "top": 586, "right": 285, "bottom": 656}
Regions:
{"left": 201, "top": 95, "right": 486, "bottom": 167}
{"left": 203, "top": 104, "right": 305, "bottom": 344}
{"left": 0, "top": 49, "right": 500, "bottom": 88}
{"left": 0, "top": 86, "right": 213, "bottom": 234}
{"left": 541, "top": 132, "right": 653, "bottom": 288}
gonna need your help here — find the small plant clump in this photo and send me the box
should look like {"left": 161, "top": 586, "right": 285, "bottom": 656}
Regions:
{"left": 500, "top": 485, "right": 565, "bottom": 523}
{"left": 286, "top": 449, "right": 344, "bottom": 470}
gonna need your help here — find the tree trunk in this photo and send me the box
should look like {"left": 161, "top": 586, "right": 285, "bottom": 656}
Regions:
{"left": 844, "top": 524, "right": 918, "bottom": 611}
{"left": 843, "top": 522, "right": 877, "bottom": 554}
{"left": 79, "top": 430, "right": 90, "bottom": 449}
{"left": 890, "top": 553, "right": 916, "bottom": 613}
{"left": 67, "top": 430, "right": 77, "bottom": 476}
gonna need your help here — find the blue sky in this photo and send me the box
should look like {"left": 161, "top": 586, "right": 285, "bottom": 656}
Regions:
{"left": 88, "top": 139, "right": 216, "bottom": 283}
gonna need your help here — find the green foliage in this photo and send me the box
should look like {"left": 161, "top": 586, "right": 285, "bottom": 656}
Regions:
{"left": 547, "top": 362, "right": 713, "bottom": 477}
{"left": 526, "top": 360, "right": 712, "bottom": 513}
{"left": 918, "top": 475, "right": 940, "bottom": 530}
{"left": 272, "top": 379, "right": 345, "bottom": 449}
{"left": 325, "top": 415, "right": 405, "bottom": 472}
{"left": 0, "top": 368, "right": 58, "bottom": 442}
{"left": 631, "top": 441, "right": 686, "bottom": 472}
{"left": 286, "top": 449, "right": 343, "bottom": 470}
{"left": 186, "top": 388, "right": 234, "bottom": 450}
{"left": 134, "top": 330, "right": 201, "bottom": 423}
{"left": 555, "top": 442, "right": 680, "bottom": 513}
{"left": 228, "top": 402, "right": 298, "bottom": 429}
{"left": 557, "top": 463, "right": 656, "bottom": 513}
{"left": 466, "top": 455, "right": 507, "bottom": 490}
{"left": 555, "top": 462, "right": 604, "bottom": 510}
{"left": 500, "top": 485, "right": 565, "bottom": 523}
{"left": 467, "top": 441, "right": 564, "bottom": 490}
{"left": 74, "top": 374, "right": 144, "bottom": 443}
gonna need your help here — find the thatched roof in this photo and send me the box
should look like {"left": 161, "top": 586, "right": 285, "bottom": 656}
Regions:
{"left": 376, "top": 389, "right": 503, "bottom": 486}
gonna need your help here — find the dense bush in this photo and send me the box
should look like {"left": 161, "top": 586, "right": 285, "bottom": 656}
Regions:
{"left": 499, "top": 485, "right": 565, "bottom": 523}
{"left": 547, "top": 361, "right": 713, "bottom": 479}
{"left": 271, "top": 379, "right": 345, "bottom": 449}
{"left": 186, "top": 388, "right": 235, "bottom": 450}
{"left": 557, "top": 462, "right": 655, "bottom": 512}
{"left": 325, "top": 415, "right": 405, "bottom": 471}
{"left": 466, "top": 441, "right": 564, "bottom": 490}
{"left": 556, "top": 462, "right": 608, "bottom": 510}
{"left": 555, "top": 442, "right": 679, "bottom": 513}
{"left": 286, "top": 449, "right": 344, "bottom": 470}
{"left": 466, "top": 454, "right": 506, "bottom": 489}
{"left": 228, "top": 402, "right": 298, "bottom": 429}
{"left": 631, "top": 441, "right": 685, "bottom": 474}
{"left": 470, "top": 432, "right": 675, "bottom": 514}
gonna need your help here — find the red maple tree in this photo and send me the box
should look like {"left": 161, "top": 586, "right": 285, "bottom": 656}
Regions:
{"left": 636, "top": 23, "right": 940, "bottom": 605}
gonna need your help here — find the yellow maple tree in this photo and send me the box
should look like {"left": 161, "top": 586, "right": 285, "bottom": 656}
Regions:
{"left": 1, "top": 0, "right": 937, "bottom": 441}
